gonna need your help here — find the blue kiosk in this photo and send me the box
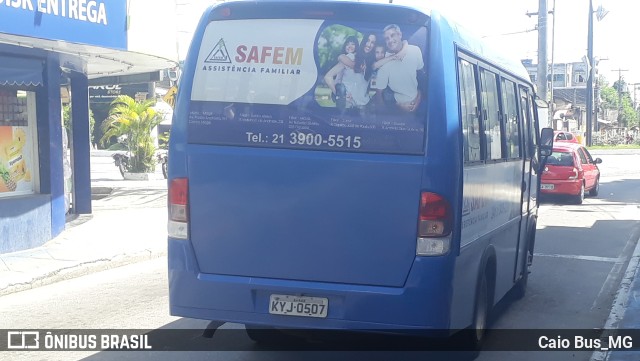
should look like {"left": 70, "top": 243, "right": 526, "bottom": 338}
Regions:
{"left": 0, "top": 0, "right": 178, "bottom": 252}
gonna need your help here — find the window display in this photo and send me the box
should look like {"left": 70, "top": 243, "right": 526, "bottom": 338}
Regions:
{"left": 0, "top": 89, "right": 38, "bottom": 196}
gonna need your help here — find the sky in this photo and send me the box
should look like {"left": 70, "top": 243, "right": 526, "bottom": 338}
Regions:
{"left": 175, "top": 0, "right": 214, "bottom": 61}
{"left": 175, "top": 0, "right": 640, "bottom": 85}
{"left": 407, "top": 0, "right": 640, "bottom": 86}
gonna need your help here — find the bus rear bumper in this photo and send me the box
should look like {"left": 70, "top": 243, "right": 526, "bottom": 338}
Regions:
{"left": 168, "top": 238, "right": 453, "bottom": 333}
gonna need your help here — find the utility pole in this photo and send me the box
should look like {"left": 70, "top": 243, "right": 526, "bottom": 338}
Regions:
{"left": 549, "top": 0, "right": 556, "bottom": 125}
{"left": 585, "top": 1, "right": 609, "bottom": 146}
{"left": 537, "top": 0, "right": 549, "bottom": 104}
{"left": 586, "top": 0, "right": 594, "bottom": 146}
{"left": 613, "top": 69, "right": 628, "bottom": 126}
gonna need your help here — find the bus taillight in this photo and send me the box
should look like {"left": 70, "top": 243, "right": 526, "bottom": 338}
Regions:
{"left": 168, "top": 178, "right": 189, "bottom": 239}
{"left": 416, "top": 192, "right": 451, "bottom": 256}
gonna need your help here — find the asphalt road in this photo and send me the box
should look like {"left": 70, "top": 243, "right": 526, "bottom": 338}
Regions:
{"left": 0, "top": 150, "right": 638, "bottom": 361}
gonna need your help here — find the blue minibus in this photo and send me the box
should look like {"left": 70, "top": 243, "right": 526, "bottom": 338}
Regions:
{"left": 167, "top": 0, "right": 553, "bottom": 348}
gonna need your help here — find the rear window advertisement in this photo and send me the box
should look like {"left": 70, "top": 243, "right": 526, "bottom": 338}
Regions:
{"left": 189, "top": 19, "right": 427, "bottom": 154}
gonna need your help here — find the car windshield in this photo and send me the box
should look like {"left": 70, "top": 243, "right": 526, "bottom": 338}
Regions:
{"left": 547, "top": 151, "right": 574, "bottom": 166}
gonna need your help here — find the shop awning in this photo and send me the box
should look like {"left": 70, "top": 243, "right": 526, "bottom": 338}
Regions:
{"left": 0, "top": 55, "right": 43, "bottom": 87}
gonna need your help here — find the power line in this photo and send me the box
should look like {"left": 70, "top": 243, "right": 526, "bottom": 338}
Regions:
{"left": 481, "top": 28, "right": 537, "bottom": 38}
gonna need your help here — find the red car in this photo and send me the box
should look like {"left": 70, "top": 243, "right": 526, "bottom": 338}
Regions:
{"left": 540, "top": 143, "right": 602, "bottom": 204}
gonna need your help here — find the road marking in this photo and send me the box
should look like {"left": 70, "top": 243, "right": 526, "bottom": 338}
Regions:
{"left": 535, "top": 253, "right": 620, "bottom": 263}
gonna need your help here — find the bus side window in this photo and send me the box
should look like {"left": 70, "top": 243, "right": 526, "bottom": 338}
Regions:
{"left": 519, "top": 88, "right": 541, "bottom": 172}
{"left": 501, "top": 78, "right": 521, "bottom": 159}
{"left": 528, "top": 94, "right": 539, "bottom": 149}
{"left": 519, "top": 89, "right": 532, "bottom": 159}
{"left": 458, "top": 58, "right": 481, "bottom": 163}
{"left": 479, "top": 69, "right": 502, "bottom": 160}
{"left": 527, "top": 93, "right": 540, "bottom": 172}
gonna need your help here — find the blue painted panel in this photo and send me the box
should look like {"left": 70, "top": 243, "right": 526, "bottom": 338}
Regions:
{"left": 0, "top": 55, "right": 43, "bottom": 86}
{"left": 187, "top": 147, "right": 424, "bottom": 287}
{"left": 0, "top": 0, "right": 127, "bottom": 50}
{"left": 0, "top": 194, "right": 51, "bottom": 253}
{"left": 70, "top": 71, "right": 91, "bottom": 214}
{"left": 42, "top": 54, "right": 65, "bottom": 236}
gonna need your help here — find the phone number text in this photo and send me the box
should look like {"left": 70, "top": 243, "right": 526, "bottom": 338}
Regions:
{"left": 246, "top": 132, "right": 362, "bottom": 149}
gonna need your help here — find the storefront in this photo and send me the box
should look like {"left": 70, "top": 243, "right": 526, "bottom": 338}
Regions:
{"left": 0, "top": 0, "right": 178, "bottom": 252}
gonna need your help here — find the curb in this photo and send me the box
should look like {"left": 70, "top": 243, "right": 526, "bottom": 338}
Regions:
{"left": 590, "top": 229, "right": 640, "bottom": 361}
{"left": 91, "top": 187, "right": 114, "bottom": 195}
{"left": 91, "top": 186, "right": 114, "bottom": 201}
{"left": 0, "top": 249, "right": 166, "bottom": 297}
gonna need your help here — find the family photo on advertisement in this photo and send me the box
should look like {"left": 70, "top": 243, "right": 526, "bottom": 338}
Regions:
{"left": 316, "top": 23, "right": 425, "bottom": 115}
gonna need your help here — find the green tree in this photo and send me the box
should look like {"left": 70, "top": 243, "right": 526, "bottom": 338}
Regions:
{"left": 612, "top": 79, "right": 638, "bottom": 127}
{"left": 158, "top": 129, "right": 170, "bottom": 150}
{"left": 63, "top": 103, "right": 95, "bottom": 145}
{"left": 317, "top": 25, "right": 361, "bottom": 74}
{"left": 613, "top": 79, "right": 627, "bottom": 94}
{"left": 100, "top": 95, "right": 163, "bottom": 173}
{"left": 598, "top": 82, "right": 638, "bottom": 128}
{"left": 599, "top": 86, "right": 618, "bottom": 111}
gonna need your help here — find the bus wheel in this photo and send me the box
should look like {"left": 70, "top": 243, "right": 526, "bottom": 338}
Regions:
{"left": 512, "top": 250, "right": 530, "bottom": 300}
{"left": 460, "top": 270, "right": 491, "bottom": 353}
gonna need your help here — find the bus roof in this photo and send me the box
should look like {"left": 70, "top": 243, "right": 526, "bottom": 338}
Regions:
{"left": 202, "top": 0, "right": 532, "bottom": 87}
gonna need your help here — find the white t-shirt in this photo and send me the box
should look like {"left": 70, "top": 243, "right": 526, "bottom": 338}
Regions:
{"left": 341, "top": 53, "right": 371, "bottom": 106}
{"left": 373, "top": 45, "right": 424, "bottom": 104}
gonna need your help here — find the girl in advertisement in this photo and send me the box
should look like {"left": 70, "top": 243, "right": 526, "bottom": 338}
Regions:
{"left": 324, "top": 34, "right": 376, "bottom": 110}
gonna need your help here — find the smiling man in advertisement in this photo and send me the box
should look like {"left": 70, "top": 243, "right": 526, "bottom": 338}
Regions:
{"left": 373, "top": 24, "right": 424, "bottom": 113}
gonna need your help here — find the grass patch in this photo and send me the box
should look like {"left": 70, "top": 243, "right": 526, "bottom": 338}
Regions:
{"left": 587, "top": 144, "right": 640, "bottom": 150}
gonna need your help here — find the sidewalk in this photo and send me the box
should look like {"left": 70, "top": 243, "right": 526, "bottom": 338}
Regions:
{"left": 603, "top": 235, "right": 640, "bottom": 361}
{"left": 0, "top": 153, "right": 168, "bottom": 297}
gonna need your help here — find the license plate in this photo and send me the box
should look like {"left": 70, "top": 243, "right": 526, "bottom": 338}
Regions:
{"left": 541, "top": 184, "right": 554, "bottom": 190}
{"left": 269, "top": 294, "right": 328, "bottom": 318}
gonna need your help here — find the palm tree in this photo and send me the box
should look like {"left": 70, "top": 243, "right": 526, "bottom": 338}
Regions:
{"left": 100, "top": 95, "right": 164, "bottom": 173}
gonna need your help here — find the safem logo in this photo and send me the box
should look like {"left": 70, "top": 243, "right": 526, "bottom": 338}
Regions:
{"left": 205, "top": 39, "right": 232, "bottom": 64}
{"left": 7, "top": 331, "right": 39, "bottom": 349}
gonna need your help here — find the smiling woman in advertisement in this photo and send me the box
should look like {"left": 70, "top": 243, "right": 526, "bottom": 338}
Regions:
{"left": 323, "top": 33, "right": 376, "bottom": 111}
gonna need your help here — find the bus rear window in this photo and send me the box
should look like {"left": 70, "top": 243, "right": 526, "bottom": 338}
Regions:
{"left": 187, "top": 18, "right": 428, "bottom": 155}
